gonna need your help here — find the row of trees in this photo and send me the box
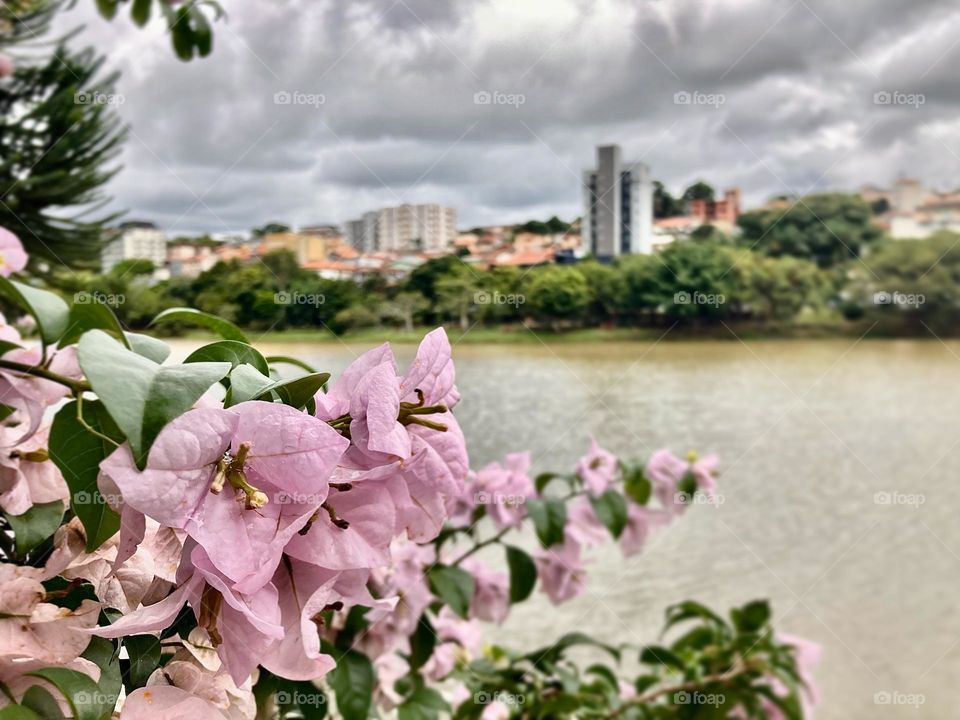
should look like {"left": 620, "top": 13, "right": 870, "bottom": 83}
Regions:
{"left": 63, "top": 226, "right": 960, "bottom": 336}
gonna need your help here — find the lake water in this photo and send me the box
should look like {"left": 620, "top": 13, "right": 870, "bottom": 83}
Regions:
{"left": 174, "top": 337, "right": 960, "bottom": 718}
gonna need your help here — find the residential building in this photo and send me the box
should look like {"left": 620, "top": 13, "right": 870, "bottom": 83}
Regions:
{"left": 582, "top": 145, "right": 654, "bottom": 259}
{"left": 262, "top": 232, "right": 329, "bottom": 265}
{"left": 167, "top": 241, "right": 218, "bottom": 278}
{"left": 890, "top": 193, "right": 960, "bottom": 239}
{"left": 892, "top": 177, "right": 929, "bottom": 214}
{"left": 101, "top": 221, "right": 167, "bottom": 273}
{"left": 345, "top": 204, "right": 457, "bottom": 252}
{"left": 688, "top": 188, "right": 741, "bottom": 230}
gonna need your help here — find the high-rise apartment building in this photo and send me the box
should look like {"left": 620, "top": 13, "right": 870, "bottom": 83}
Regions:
{"left": 582, "top": 145, "right": 654, "bottom": 258}
{"left": 101, "top": 221, "right": 167, "bottom": 273}
{"left": 345, "top": 204, "right": 457, "bottom": 252}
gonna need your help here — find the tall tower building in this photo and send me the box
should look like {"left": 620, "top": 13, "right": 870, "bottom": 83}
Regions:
{"left": 582, "top": 145, "right": 654, "bottom": 259}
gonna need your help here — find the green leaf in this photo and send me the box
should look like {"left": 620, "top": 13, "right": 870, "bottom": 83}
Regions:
{"left": 664, "top": 601, "right": 728, "bottom": 632}
{"left": 731, "top": 600, "right": 771, "bottom": 634}
{"left": 124, "top": 332, "right": 171, "bottom": 364}
{"left": 528, "top": 632, "right": 621, "bottom": 668}
{"left": 151, "top": 307, "right": 248, "bottom": 342}
{"left": 326, "top": 649, "right": 374, "bottom": 720}
{"left": 0, "top": 707, "right": 41, "bottom": 720}
{"left": 525, "top": 498, "right": 567, "bottom": 547}
{"left": 427, "top": 565, "right": 475, "bottom": 619}
{"left": 49, "top": 400, "right": 123, "bottom": 551}
{"left": 190, "top": 5, "right": 213, "bottom": 56}
{"left": 398, "top": 687, "right": 449, "bottom": 720}
{"left": 20, "top": 686, "right": 64, "bottom": 719}
{"left": 623, "top": 467, "right": 652, "bottom": 505}
{"left": 27, "top": 668, "right": 113, "bottom": 720}
{"left": 534, "top": 472, "right": 560, "bottom": 494}
{"left": 505, "top": 545, "right": 537, "bottom": 603}
{"left": 0, "top": 403, "right": 14, "bottom": 422}
{"left": 81, "top": 637, "right": 121, "bottom": 705}
{"left": 171, "top": 9, "right": 195, "bottom": 60}
{"left": 0, "top": 278, "right": 69, "bottom": 347}
{"left": 59, "top": 301, "right": 128, "bottom": 347}
{"left": 639, "top": 645, "right": 684, "bottom": 669}
{"left": 77, "top": 330, "right": 229, "bottom": 468}
{"left": 6, "top": 501, "right": 64, "bottom": 556}
{"left": 94, "top": 0, "right": 118, "bottom": 20}
{"left": 131, "top": 0, "right": 151, "bottom": 26}
{"left": 185, "top": 340, "right": 269, "bottom": 375}
{"left": 589, "top": 490, "right": 628, "bottom": 539}
{"left": 224, "top": 364, "right": 274, "bottom": 407}
{"left": 255, "top": 372, "right": 330, "bottom": 409}
{"left": 407, "top": 614, "right": 436, "bottom": 671}
{"left": 125, "top": 635, "right": 160, "bottom": 688}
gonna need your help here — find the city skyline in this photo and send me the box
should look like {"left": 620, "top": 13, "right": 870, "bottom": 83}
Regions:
{"left": 54, "top": 0, "right": 960, "bottom": 235}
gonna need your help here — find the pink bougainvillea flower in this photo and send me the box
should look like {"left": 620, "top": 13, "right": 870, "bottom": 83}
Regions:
{"left": 0, "top": 229, "right": 26, "bottom": 277}
{"left": 461, "top": 557, "right": 510, "bottom": 624}
{"left": 373, "top": 652, "right": 410, "bottom": 710}
{"left": 620, "top": 505, "right": 671, "bottom": 557}
{"left": 284, "top": 481, "right": 396, "bottom": 571}
{"left": 646, "top": 448, "right": 689, "bottom": 511}
{"left": 691, "top": 453, "right": 719, "bottom": 496}
{"left": 0, "top": 55, "right": 13, "bottom": 80}
{"left": 100, "top": 401, "right": 349, "bottom": 594}
{"left": 467, "top": 451, "right": 535, "bottom": 531}
{"left": 576, "top": 438, "right": 618, "bottom": 496}
{"left": 0, "top": 655, "right": 101, "bottom": 714}
{"left": 364, "top": 540, "right": 436, "bottom": 655}
{"left": 0, "top": 424, "right": 69, "bottom": 516}
{"left": 121, "top": 647, "right": 255, "bottom": 719}
{"left": 0, "top": 564, "right": 99, "bottom": 664}
{"left": 0, "top": 345, "right": 77, "bottom": 449}
{"left": 564, "top": 496, "right": 609, "bottom": 548}
{"left": 421, "top": 607, "right": 483, "bottom": 681}
{"left": 534, "top": 538, "right": 587, "bottom": 605}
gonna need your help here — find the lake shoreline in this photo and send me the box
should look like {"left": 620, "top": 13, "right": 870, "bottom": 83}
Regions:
{"left": 171, "top": 321, "right": 940, "bottom": 345}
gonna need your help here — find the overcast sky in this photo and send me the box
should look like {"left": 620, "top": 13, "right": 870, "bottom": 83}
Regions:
{"left": 53, "top": 0, "right": 960, "bottom": 235}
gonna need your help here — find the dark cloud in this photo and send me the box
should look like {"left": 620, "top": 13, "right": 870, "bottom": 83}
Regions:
{"left": 49, "top": 0, "right": 960, "bottom": 233}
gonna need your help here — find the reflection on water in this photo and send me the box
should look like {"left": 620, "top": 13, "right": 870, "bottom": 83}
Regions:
{"left": 172, "top": 338, "right": 960, "bottom": 717}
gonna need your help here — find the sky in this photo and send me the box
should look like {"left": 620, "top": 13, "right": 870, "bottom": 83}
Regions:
{"left": 51, "top": 0, "right": 960, "bottom": 236}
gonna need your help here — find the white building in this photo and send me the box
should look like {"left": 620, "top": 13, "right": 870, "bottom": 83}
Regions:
{"left": 345, "top": 204, "right": 457, "bottom": 252}
{"left": 101, "top": 222, "right": 167, "bottom": 273}
{"left": 582, "top": 145, "right": 654, "bottom": 259}
{"left": 890, "top": 194, "right": 960, "bottom": 239}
